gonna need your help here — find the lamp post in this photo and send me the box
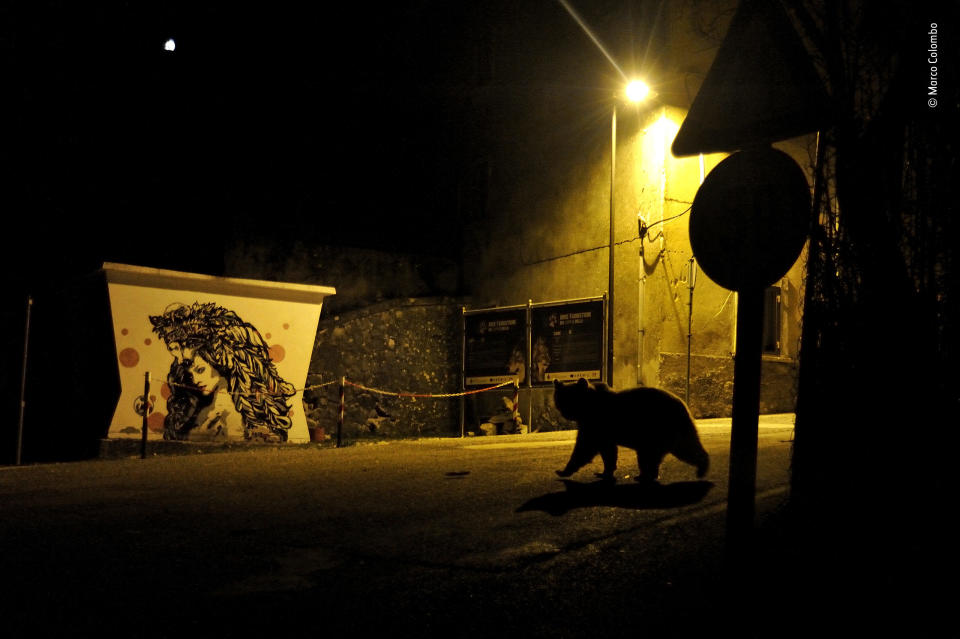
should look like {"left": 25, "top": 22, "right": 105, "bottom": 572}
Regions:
{"left": 607, "top": 80, "right": 650, "bottom": 388}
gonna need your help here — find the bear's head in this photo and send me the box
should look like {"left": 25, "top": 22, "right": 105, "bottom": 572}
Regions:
{"left": 553, "top": 378, "right": 594, "bottom": 422}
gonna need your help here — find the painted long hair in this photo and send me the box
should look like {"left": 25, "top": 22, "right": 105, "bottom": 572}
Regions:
{"left": 150, "top": 302, "right": 295, "bottom": 441}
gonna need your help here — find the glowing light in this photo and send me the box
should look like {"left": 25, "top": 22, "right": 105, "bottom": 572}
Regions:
{"left": 557, "top": 0, "right": 626, "bottom": 80}
{"left": 626, "top": 80, "right": 650, "bottom": 103}
{"left": 164, "top": 38, "right": 176, "bottom": 52}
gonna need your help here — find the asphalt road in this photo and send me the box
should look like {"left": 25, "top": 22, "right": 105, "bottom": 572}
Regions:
{"left": 1, "top": 416, "right": 796, "bottom": 637}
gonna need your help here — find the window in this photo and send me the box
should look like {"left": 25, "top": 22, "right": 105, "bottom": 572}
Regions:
{"left": 762, "top": 285, "right": 782, "bottom": 355}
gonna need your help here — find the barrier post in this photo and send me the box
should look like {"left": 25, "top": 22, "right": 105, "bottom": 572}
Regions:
{"left": 525, "top": 299, "right": 533, "bottom": 433}
{"left": 686, "top": 258, "right": 697, "bottom": 405}
{"left": 512, "top": 378, "right": 520, "bottom": 432}
{"left": 16, "top": 296, "right": 33, "bottom": 466}
{"left": 337, "top": 376, "right": 345, "bottom": 448}
{"left": 140, "top": 372, "right": 150, "bottom": 459}
{"left": 459, "top": 306, "right": 466, "bottom": 437}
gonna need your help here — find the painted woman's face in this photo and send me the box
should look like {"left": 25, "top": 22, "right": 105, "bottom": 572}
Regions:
{"left": 188, "top": 353, "right": 223, "bottom": 396}
{"left": 166, "top": 342, "right": 223, "bottom": 396}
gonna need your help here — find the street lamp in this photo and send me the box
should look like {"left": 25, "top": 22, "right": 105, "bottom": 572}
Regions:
{"left": 626, "top": 80, "right": 650, "bottom": 102}
{"left": 608, "top": 79, "right": 650, "bottom": 387}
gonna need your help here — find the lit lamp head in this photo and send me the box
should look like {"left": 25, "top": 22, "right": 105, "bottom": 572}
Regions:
{"left": 625, "top": 80, "right": 650, "bottom": 103}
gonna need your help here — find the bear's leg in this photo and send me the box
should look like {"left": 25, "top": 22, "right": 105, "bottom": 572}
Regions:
{"left": 672, "top": 434, "right": 710, "bottom": 478}
{"left": 596, "top": 442, "right": 618, "bottom": 480}
{"left": 556, "top": 429, "right": 598, "bottom": 477}
{"left": 635, "top": 450, "right": 665, "bottom": 483}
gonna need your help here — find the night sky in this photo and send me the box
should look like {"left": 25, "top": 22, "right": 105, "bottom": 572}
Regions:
{"left": 5, "top": 2, "right": 496, "bottom": 288}
{"left": 4, "top": 1, "right": 671, "bottom": 295}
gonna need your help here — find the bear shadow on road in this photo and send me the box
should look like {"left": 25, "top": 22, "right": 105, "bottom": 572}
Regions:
{"left": 516, "top": 479, "right": 714, "bottom": 516}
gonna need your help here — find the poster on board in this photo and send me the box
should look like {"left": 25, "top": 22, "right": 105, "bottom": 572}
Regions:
{"left": 463, "top": 308, "right": 527, "bottom": 387}
{"left": 529, "top": 299, "right": 603, "bottom": 385}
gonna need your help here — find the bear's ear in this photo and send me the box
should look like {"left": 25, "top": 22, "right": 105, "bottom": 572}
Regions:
{"left": 577, "top": 378, "right": 589, "bottom": 389}
{"left": 553, "top": 379, "right": 561, "bottom": 388}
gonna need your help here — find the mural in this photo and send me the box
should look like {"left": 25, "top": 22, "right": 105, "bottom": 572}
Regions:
{"left": 104, "top": 262, "right": 336, "bottom": 444}
{"left": 150, "top": 302, "right": 296, "bottom": 443}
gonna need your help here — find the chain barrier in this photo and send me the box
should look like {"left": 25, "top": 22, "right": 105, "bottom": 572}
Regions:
{"left": 158, "top": 378, "right": 341, "bottom": 398}
{"left": 150, "top": 375, "right": 517, "bottom": 449}
{"left": 336, "top": 377, "right": 519, "bottom": 447}
{"left": 158, "top": 377, "right": 509, "bottom": 399}
{"left": 343, "top": 378, "right": 516, "bottom": 399}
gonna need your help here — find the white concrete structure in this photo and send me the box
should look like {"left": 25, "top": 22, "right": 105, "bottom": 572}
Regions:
{"left": 104, "top": 263, "right": 335, "bottom": 443}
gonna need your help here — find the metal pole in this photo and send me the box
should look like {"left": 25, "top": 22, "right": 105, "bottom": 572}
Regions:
{"left": 526, "top": 300, "right": 533, "bottom": 432}
{"left": 337, "top": 376, "right": 345, "bottom": 448}
{"left": 16, "top": 296, "right": 33, "bottom": 466}
{"left": 686, "top": 258, "right": 696, "bottom": 405}
{"left": 725, "top": 288, "right": 764, "bottom": 568}
{"left": 459, "top": 306, "right": 466, "bottom": 438}
{"left": 513, "top": 378, "right": 521, "bottom": 433}
{"left": 140, "top": 372, "right": 150, "bottom": 459}
{"left": 637, "top": 234, "right": 646, "bottom": 386}
{"left": 607, "top": 104, "right": 616, "bottom": 388}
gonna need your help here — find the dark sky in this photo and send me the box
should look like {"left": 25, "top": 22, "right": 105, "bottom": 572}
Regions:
{"left": 4, "top": 2, "right": 497, "bottom": 283}
{"left": 4, "top": 0, "right": 667, "bottom": 294}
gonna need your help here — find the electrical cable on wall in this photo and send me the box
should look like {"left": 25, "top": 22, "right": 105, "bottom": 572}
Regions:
{"left": 638, "top": 205, "right": 692, "bottom": 244}
{"left": 522, "top": 205, "right": 692, "bottom": 267}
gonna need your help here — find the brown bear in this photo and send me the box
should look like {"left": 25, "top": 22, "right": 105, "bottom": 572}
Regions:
{"left": 554, "top": 378, "right": 709, "bottom": 482}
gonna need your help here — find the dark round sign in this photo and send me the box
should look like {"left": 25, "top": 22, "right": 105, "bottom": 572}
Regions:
{"left": 689, "top": 146, "right": 810, "bottom": 291}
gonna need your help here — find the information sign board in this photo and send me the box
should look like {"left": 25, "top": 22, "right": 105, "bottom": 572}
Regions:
{"left": 529, "top": 299, "right": 604, "bottom": 385}
{"left": 463, "top": 307, "right": 527, "bottom": 387}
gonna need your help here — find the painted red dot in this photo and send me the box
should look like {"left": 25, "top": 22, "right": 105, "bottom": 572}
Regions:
{"left": 119, "top": 348, "right": 139, "bottom": 368}
{"left": 283, "top": 323, "right": 290, "bottom": 330}
{"left": 148, "top": 412, "right": 166, "bottom": 432}
{"left": 144, "top": 338, "right": 152, "bottom": 346}
{"left": 121, "top": 328, "right": 129, "bottom": 336}
{"left": 265, "top": 333, "right": 272, "bottom": 340}
{"left": 269, "top": 344, "right": 285, "bottom": 363}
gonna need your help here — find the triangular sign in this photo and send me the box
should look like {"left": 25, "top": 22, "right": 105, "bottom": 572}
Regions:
{"left": 672, "top": 0, "right": 831, "bottom": 157}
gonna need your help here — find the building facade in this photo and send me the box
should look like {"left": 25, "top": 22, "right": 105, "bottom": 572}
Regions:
{"left": 459, "top": 1, "right": 812, "bottom": 420}
{"left": 259, "top": 1, "right": 815, "bottom": 437}
{"left": 464, "top": 99, "right": 811, "bottom": 420}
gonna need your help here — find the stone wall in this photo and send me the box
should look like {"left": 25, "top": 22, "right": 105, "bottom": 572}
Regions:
{"left": 304, "top": 295, "right": 588, "bottom": 440}
{"left": 659, "top": 352, "right": 798, "bottom": 418}
{"left": 305, "top": 297, "right": 465, "bottom": 441}
{"left": 303, "top": 303, "right": 799, "bottom": 442}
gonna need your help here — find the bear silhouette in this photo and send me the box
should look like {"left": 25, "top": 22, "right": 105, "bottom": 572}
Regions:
{"left": 554, "top": 378, "right": 709, "bottom": 483}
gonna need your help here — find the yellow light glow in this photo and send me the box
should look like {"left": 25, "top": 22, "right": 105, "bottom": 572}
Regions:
{"left": 649, "top": 111, "right": 680, "bottom": 145}
{"left": 625, "top": 80, "right": 650, "bottom": 103}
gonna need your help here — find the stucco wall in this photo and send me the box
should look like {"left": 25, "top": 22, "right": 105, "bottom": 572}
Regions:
{"left": 103, "top": 264, "right": 334, "bottom": 445}
{"left": 464, "top": 97, "right": 811, "bottom": 418}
